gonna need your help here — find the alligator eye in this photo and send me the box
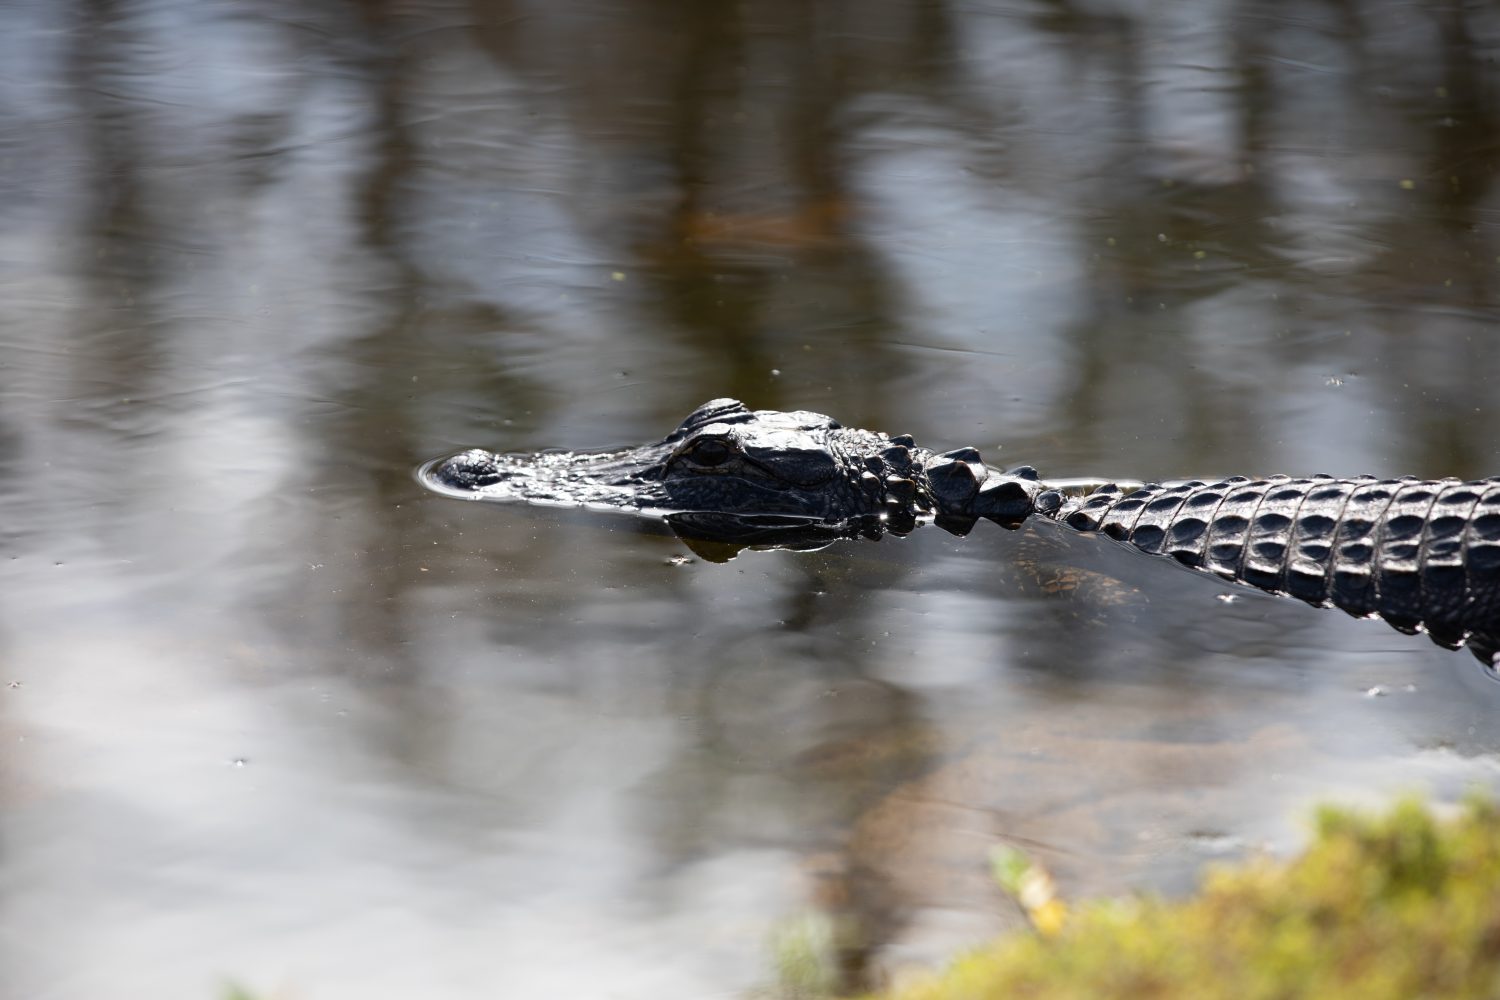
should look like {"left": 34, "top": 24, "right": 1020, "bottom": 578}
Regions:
{"left": 683, "top": 438, "right": 735, "bottom": 467}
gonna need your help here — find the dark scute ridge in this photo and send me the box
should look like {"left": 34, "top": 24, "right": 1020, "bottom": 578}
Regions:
{"left": 1419, "top": 485, "right": 1479, "bottom": 645}
{"left": 1240, "top": 478, "right": 1303, "bottom": 591}
{"left": 1122, "top": 484, "right": 1193, "bottom": 554}
{"left": 669, "top": 398, "right": 753, "bottom": 439}
{"left": 927, "top": 456, "right": 980, "bottom": 507}
{"left": 1201, "top": 482, "right": 1271, "bottom": 581}
{"left": 1461, "top": 483, "right": 1500, "bottom": 640}
{"left": 1326, "top": 482, "right": 1403, "bottom": 619}
{"left": 1372, "top": 483, "right": 1441, "bottom": 627}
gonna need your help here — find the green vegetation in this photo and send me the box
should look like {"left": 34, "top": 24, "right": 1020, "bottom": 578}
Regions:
{"left": 769, "top": 911, "right": 846, "bottom": 999}
{"left": 869, "top": 797, "right": 1500, "bottom": 1000}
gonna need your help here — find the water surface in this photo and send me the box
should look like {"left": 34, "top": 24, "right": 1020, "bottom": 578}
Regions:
{"left": 2, "top": 2, "right": 1499, "bottom": 998}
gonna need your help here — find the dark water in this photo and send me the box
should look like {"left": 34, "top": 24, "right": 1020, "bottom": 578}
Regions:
{"left": 2, "top": 2, "right": 1499, "bottom": 997}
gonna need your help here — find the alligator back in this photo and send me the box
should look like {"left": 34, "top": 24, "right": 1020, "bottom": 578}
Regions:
{"left": 1042, "top": 475, "right": 1500, "bottom": 663}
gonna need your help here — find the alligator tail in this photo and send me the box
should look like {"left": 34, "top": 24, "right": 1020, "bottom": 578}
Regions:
{"left": 1036, "top": 475, "right": 1500, "bottom": 665}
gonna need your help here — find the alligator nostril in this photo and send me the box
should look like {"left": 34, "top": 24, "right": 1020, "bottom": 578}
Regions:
{"left": 438, "top": 449, "right": 504, "bottom": 489}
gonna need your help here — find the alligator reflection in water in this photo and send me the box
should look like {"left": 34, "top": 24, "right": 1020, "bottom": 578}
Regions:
{"left": 420, "top": 399, "right": 1500, "bottom": 665}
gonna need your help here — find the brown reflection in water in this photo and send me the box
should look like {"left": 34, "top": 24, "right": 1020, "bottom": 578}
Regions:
{"left": 63, "top": 0, "right": 164, "bottom": 446}
{"left": 460, "top": 1, "right": 981, "bottom": 427}
{"left": 1373, "top": 3, "right": 1500, "bottom": 476}
{"left": 817, "top": 697, "right": 1310, "bottom": 987}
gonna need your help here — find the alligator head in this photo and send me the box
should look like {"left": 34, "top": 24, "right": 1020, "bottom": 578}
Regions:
{"left": 419, "top": 398, "right": 1042, "bottom": 542}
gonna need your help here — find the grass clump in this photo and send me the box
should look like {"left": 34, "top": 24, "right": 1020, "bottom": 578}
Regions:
{"left": 874, "top": 797, "right": 1500, "bottom": 1000}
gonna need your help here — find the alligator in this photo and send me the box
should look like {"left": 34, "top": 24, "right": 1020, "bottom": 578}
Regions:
{"left": 420, "top": 398, "right": 1500, "bottom": 666}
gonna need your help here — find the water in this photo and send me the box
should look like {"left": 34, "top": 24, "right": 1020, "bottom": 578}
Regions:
{"left": 2, "top": 2, "right": 1499, "bottom": 998}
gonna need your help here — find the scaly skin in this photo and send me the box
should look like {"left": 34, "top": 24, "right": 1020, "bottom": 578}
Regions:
{"left": 1039, "top": 475, "right": 1500, "bottom": 664}
{"left": 420, "top": 399, "right": 1500, "bottom": 664}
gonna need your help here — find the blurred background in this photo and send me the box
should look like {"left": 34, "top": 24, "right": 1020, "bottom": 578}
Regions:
{"left": 1, "top": 1, "right": 1498, "bottom": 997}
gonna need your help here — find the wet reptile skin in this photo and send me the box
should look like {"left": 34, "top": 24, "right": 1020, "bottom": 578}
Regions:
{"left": 421, "top": 399, "right": 1500, "bottom": 664}
{"left": 1041, "top": 475, "right": 1500, "bottom": 663}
